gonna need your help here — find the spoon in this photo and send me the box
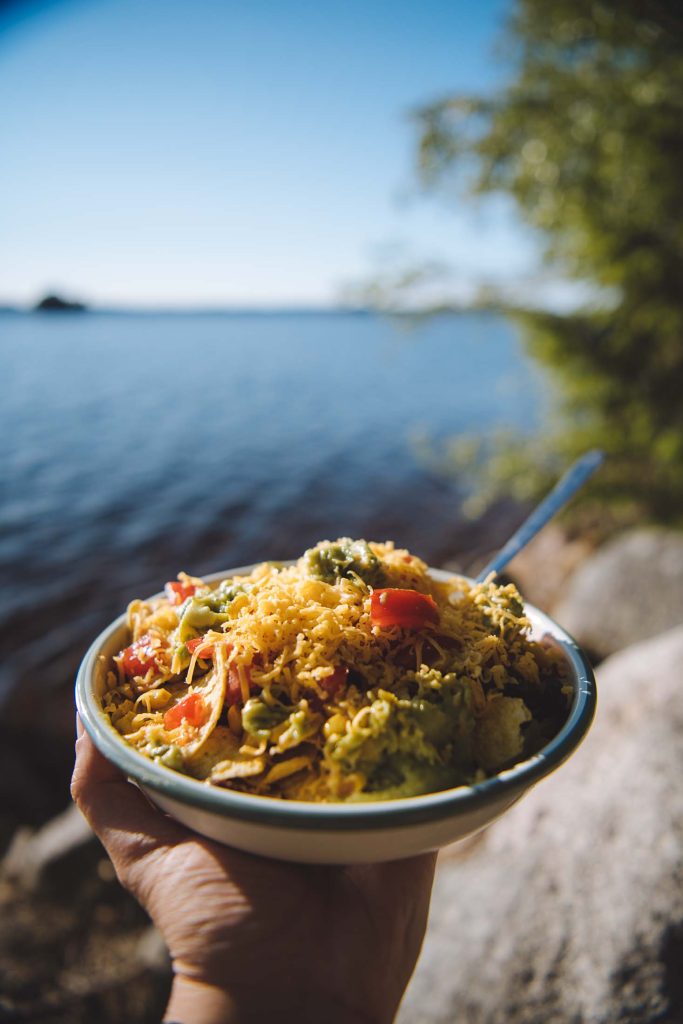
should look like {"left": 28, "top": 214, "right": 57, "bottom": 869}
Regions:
{"left": 475, "top": 449, "right": 605, "bottom": 583}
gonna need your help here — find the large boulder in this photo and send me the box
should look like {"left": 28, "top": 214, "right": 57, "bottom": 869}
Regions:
{"left": 552, "top": 529, "right": 683, "bottom": 659}
{"left": 398, "top": 625, "right": 683, "bottom": 1024}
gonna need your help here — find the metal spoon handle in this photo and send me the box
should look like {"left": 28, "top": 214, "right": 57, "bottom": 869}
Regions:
{"left": 475, "top": 449, "right": 605, "bottom": 583}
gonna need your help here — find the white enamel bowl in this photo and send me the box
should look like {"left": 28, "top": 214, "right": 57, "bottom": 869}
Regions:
{"left": 75, "top": 567, "right": 596, "bottom": 864}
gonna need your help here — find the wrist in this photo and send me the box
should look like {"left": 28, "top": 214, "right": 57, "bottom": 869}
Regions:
{"left": 164, "top": 973, "right": 387, "bottom": 1024}
{"left": 164, "top": 976, "right": 238, "bottom": 1024}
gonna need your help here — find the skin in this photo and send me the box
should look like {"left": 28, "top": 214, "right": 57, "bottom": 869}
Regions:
{"left": 71, "top": 720, "right": 437, "bottom": 1024}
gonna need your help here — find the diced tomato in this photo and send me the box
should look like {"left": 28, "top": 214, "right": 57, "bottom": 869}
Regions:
{"left": 370, "top": 588, "right": 439, "bottom": 630}
{"left": 163, "top": 692, "right": 207, "bottom": 730}
{"left": 120, "top": 635, "right": 161, "bottom": 677}
{"left": 319, "top": 665, "right": 348, "bottom": 697}
{"left": 186, "top": 636, "right": 214, "bottom": 658}
{"left": 165, "top": 581, "right": 197, "bottom": 605}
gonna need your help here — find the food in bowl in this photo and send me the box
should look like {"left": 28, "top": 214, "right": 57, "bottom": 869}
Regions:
{"left": 102, "top": 539, "right": 571, "bottom": 803}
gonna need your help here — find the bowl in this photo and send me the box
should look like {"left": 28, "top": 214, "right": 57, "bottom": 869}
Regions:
{"left": 75, "top": 566, "right": 596, "bottom": 864}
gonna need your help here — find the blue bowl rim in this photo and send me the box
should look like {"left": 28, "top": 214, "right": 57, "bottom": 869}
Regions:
{"left": 75, "top": 564, "right": 597, "bottom": 832}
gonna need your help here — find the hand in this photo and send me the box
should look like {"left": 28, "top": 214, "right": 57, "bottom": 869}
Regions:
{"left": 71, "top": 721, "right": 436, "bottom": 1024}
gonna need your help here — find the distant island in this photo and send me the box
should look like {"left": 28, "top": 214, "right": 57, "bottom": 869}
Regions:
{"left": 34, "top": 294, "right": 87, "bottom": 312}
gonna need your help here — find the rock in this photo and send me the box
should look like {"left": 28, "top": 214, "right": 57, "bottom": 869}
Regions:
{"left": 0, "top": 821, "right": 170, "bottom": 1020}
{"left": 553, "top": 529, "right": 683, "bottom": 659}
{"left": 33, "top": 293, "right": 86, "bottom": 312}
{"left": 136, "top": 925, "right": 171, "bottom": 973}
{"left": 2, "top": 803, "right": 93, "bottom": 888}
{"left": 398, "top": 625, "right": 683, "bottom": 1024}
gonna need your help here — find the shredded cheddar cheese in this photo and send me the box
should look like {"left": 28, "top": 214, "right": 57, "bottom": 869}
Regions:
{"left": 102, "top": 539, "right": 570, "bottom": 802}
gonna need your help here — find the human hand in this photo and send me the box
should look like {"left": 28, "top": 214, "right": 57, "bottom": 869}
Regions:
{"left": 71, "top": 721, "right": 436, "bottom": 1024}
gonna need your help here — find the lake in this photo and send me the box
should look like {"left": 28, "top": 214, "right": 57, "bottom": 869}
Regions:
{"left": 1, "top": 310, "right": 547, "bottom": 706}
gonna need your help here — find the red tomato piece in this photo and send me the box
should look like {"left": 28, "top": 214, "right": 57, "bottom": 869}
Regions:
{"left": 186, "top": 637, "right": 214, "bottom": 658}
{"left": 167, "top": 580, "right": 198, "bottom": 604}
{"left": 370, "top": 588, "right": 439, "bottom": 630}
{"left": 120, "top": 635, "right": 160, "bottom": 677}
{"left": 163, "top": 692, "right": 207, "bottom": 730}
{"left": 319, "top": 665, "right": 348, "bottom": 697}
{"left": 165, "top": 581, "right": 197, "bottom": 605}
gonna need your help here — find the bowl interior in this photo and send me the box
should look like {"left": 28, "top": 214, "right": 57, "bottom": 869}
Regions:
{"left": 76, "top": 566, "right": 596, "bottom": 832}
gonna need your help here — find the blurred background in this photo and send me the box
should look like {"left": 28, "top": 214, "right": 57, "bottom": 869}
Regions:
{"left": 2, "top": 1, "right": 682, "bottom": 1020}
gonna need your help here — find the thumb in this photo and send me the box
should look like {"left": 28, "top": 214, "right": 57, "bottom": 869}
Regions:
{"left": 71, "top": 718, "right": 187, "bottom": 884}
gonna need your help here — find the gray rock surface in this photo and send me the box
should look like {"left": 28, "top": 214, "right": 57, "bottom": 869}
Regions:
{"left": 553, "top": 529, "right": 683, "bottom": 659}
{"left": 398, "top": 625, "right": 683, "bottom": 1024}
{"left": 2, "top": 803, "right": 92, "bottom": 888}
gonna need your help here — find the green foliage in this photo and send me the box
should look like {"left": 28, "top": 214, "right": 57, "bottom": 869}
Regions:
{"left": 415, "top": 0, "right": 683, "bottom": 524}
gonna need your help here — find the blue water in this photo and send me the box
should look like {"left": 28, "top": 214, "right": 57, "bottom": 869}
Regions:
{"left": 1, "top": 310, "right": 547, "bottom": 703}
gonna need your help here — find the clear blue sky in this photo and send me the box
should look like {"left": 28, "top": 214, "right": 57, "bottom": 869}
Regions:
{"left": 0, "top": 0, "right": 543, "bottom": 308}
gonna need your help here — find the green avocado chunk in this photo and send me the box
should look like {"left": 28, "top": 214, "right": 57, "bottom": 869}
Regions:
{"left": 304, "top": 538, "right": 385, "bottom": 587}
{"left": 178, "top": 580, "right": 252, "bottom": 642}
{"left": 327, "top": 670, "right": 478, "bottom": 799}
{"left": 347, "top": 758, "right": 463, "bottom": 801}
{"left": 241, "top": 698, "right": 291, "bottom": 739}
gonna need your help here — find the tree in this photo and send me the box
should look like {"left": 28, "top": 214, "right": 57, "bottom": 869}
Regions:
{"left": 415, "top": 0, "right": 683, "bottom": 525}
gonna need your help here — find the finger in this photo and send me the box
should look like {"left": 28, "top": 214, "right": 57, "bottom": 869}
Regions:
{"left": 71, "top": 726, "right": 187, "bottom": 872}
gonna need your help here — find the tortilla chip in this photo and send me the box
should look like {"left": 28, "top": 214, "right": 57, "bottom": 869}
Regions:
{"left": 185, "top": 725, "right": 241, "bottom": 779}
{"left": 210, "top": 755, "right": 266, "bottom": 783}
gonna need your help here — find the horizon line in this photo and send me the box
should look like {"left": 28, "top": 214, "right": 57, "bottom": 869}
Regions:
{"left": 0, "top": 300, "right": 482, "bottom": 316}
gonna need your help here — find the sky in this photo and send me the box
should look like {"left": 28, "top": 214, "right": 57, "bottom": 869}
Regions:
{"left": 0, "top": 0, "right": 548, "bottom": 309}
